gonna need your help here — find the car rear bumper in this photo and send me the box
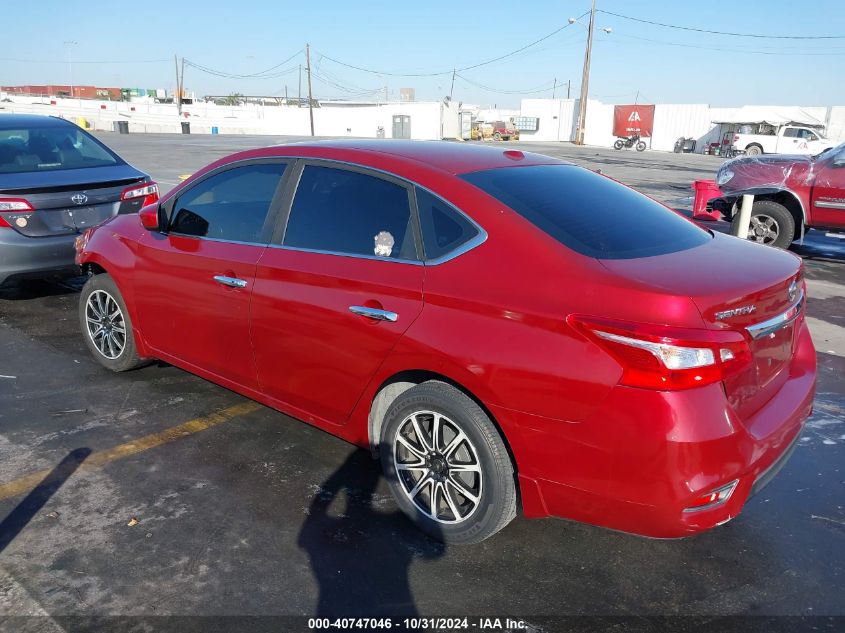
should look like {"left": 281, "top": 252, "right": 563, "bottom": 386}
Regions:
{"left": 0, "top": 229, "right": 79, "bottom": 286}
{"left": 497, "top": 321, "right": 817, "bottom": 538}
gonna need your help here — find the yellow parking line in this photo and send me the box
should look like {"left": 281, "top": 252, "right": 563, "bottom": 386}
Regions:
{"left": 0, "top": 401, "right": 260, "bottom": 502}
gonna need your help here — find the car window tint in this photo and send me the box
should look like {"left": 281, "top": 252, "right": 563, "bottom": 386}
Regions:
{"left": 284, "top": 165, "right": 417, "bottom": 260}
{"left": 415, "top": 188, "right": 479, "bottom": 260}
{"left": 0, "top": 125, "right": 120, "bottom": 174}
{"left": 169, "top": 163, "right": 286, "bottom": 243}
{"left": 461, "top": 165, "right": 710, "bottom": 260}
{"left": 782, "top": 128, "right": 798, "bottom": 138}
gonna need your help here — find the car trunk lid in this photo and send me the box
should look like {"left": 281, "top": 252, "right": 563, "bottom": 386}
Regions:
{"left": 0, "top": 164, "right": 146, "bottom": 237}
{"left": 599, "top": 232, "right": 803, "bottom": 420}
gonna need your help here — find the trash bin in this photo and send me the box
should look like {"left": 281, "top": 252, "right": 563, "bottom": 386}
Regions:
{"left": 692, "top": 180, "right": 723, "bottom": 221}
{"left": 181, "top": 122, "right": 191, "bottom": 134}
{"left": 211, "top": 126, "right": 219, "bottom": 135}
{"left": 113, "top": 120, "right": 129, "bottom": 134}
{"left": 682, "top": 138, "right": 696, "bottom": 153}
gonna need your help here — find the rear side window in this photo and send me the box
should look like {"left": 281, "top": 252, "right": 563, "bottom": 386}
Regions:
{"left": 461, "top": 165, "right": 710, "bottom": 259}
{"left": 169, "top": 163, "right": 286, "bottom": 243}
{"left": 415, "top": 188, "right": 479, "bottom": 260}
{"left": 283, "top": 165, "right": 418, "bottom": 260}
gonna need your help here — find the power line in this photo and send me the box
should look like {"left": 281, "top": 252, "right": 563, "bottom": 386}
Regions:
{"left": 184, "top": 50, "right": 304, "bottom": 80}
{"left": 456, "top": 74, "right": 556, "bottom": 95}
{"left": 598, "top": 9, "right": 845, "bottom": 40}
{"left": 318, "top": 10, "right": 590, "bottom": 77}
{"left": 611, "top": 32, "right": 845, "bottom": 55}
{"left": 0, "top": 57, "right": 169, "bottom": 64}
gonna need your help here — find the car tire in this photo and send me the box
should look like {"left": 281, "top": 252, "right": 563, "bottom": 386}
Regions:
{"left": 79, "top": 273, "right": 146, "bottom": 372}
{"left": 493, "top": 132, "right": 502, "bottom": 141}
{"left": 379, "top": 381, "right": 517, "bottom": 544}
{"left": 745, "top": 144, "right": 763, "bottom": 156}
{"left": 731, "top": 199, "right": 795, "bottom": 249}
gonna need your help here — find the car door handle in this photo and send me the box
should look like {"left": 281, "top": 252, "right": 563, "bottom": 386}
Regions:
{"left": 349, "top": 305, "right": 398, "bottom": 322}
{"left": 213, "top": 275, "right": 248, "bottom": 289}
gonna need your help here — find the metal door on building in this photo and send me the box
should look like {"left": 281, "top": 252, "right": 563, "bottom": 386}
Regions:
{"left": 392, "top": 115, "right": 411, "bottom": 139}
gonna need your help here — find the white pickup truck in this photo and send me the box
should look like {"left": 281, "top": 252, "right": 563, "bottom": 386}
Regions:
{"left": 732, "top": 125, "right": 836, "bottom": 156}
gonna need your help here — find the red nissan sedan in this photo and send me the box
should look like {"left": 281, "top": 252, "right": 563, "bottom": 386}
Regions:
{"left": 75, "top": 141, "right": 816, "bottom": 543}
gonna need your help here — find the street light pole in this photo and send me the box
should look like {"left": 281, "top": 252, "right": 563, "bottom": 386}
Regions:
{"left": 575, "top": 0, "right": 596, "bottom": 145}
{"left": 64, "top": 40, "right": 77, "bottom": 99}
{"left": 305, "top": 43, "right": 315, "bottom": 136}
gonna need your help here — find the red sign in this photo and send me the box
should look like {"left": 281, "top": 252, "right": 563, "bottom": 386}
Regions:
{"left": 613, "top": 104, "right": 655, "bottom": 138}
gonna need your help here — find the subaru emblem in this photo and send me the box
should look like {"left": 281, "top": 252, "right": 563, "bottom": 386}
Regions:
{"left": 71, "top": 193, "right": 88, "bottom": 205}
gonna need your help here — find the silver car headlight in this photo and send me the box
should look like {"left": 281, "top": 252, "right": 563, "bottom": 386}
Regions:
{"left": 716, "top": 168, "right": 734, "bottom": 186}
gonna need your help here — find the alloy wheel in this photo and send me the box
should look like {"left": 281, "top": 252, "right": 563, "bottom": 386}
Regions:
{"left": 393, "top": 410, "right": 483, "bottom": 524}
{"left": 747, "top": 214, "right": 780, "bottom": 244}
{"left": 85, "top": 289, "right": 127, "bottom": 360}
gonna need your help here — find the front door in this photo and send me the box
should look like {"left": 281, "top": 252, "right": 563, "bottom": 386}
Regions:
{"left": 134, "top": 161, "right": 288, "bottom": 389}
{"left": 251, "top": 162, "right": 424, "bottom": 425}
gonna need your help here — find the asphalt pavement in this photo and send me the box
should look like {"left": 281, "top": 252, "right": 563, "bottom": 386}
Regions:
{"left": 0, "top": 134, "right": 843, "bottom": 633}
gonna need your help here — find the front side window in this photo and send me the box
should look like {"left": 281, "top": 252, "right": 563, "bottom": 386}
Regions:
{"left": 169, "top": 163, "right": 286, "bottom": 243}
{"left": 461, "top": 165, "right": 711, "bottom": 260}
{"left": 415, "top": 188, "right": 479, "bottom": 260}
{"left": 283, "top": 165, "right": 418, "bottom": 260}
{"left": 0, "top": 125, "right": 121, "bottom": 174}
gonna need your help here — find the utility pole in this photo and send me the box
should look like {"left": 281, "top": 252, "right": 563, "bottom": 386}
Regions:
{"left": 552, "top": 78, "right": 557, "bottom": 99}
{"left": 384, "top": 85, "right": 388, "bottom": 103}
{"left": 575, "top": 0, "right": 596, "bottom": 145}
{"left": 174, "top": 54, "right": 182, "bottom": 115}
{"left": 567, "top": 79, "right": 571, "bottom": 99}
{"left": 450, "top": 69, "right": 456, "bottom": 101}
{"left": 285, "top": 84, "right": 288, "bottom": 105}
{"left": 180, "top": 56, "right": 185, "bottom": 110}
{"left": 305, "top": 44, "right": 315, "bottom": 136}
{"left": 298, "top": 64, "right": 302, "bottom": 107}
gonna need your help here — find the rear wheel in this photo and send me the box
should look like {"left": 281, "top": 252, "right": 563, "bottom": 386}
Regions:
{"left": 79, "top": 273, "right": 146, "bottom": 371}
{"left": 379, "top": 381, "right": 516, "bottom": 544}
{"left": 493, "top": 132, "right": 502, "bottom": 141}
{"left": 731, "top": 199, "right": 795, "bottom": 249}
{"left": 745, "top": 144, "right": 763, "bottom": 156}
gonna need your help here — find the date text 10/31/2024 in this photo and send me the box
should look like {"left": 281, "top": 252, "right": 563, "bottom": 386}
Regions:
{"left": 307, "top": 617, "right": 528, "bottom": 630}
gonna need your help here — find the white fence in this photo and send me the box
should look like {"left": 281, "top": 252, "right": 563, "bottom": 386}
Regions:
{"left": 0, "top": 94, "right": 461, "bottom": 140}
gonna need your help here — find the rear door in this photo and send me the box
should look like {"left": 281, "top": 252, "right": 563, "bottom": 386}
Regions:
{"left": 133, "top": 160, "right": 289, "bottom": 389}
{"left": 251, "top": 161, "right": 424, "bottom": 424}
{"left": 810, "top": 148, "right": 845, "bottom": 228}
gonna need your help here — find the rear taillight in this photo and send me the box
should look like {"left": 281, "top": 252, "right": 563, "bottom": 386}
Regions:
{"left": 683, "top": 480, "right": 738, "bottom": 512}
{"left": 0, "top": 197, "right": 35, "bottom": 228}
{"left": 569, "top": 316, "right": 752, "bottom": 391}
{"left": 121, "top": 182, "right": 159, "bottom": 206}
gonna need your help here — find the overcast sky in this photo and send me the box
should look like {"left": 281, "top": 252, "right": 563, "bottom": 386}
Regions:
{"left": 2, "top": 0, "right": 844, "bottom": 107}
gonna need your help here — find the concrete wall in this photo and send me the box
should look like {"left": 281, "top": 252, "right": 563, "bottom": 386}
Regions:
{"left": 0, "top": 94, "right": 459, "bottom": 140}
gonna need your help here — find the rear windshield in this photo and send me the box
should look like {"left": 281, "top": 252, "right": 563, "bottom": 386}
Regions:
{"left": 0, "top": 125, "right": 121, "bottom": 174}
{"left": 461, "top": 164, "right": 710, "bottom": 259}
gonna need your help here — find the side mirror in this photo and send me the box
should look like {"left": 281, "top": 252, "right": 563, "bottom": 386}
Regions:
{"left": 139, "top": 203, "right": 161, "bottom": 230}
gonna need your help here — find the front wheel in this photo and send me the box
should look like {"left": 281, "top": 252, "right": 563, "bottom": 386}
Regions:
{"left": 635, "top": 141, "right": 646, "bottom": 152}
{"left": 380, "top": 381, "right": 516, "bottom": 544}
{"left": 79, "top": 273, "right": 146, "bottom": 372}
{"left": 613, "top": 139, "right": 624, "bottom": 150}
{"left": 731, "top": 200, "right": 795, "bottom": 249}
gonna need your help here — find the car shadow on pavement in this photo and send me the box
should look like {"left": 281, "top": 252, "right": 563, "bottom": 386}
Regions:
{"left": 0, "top": 447, "right": 91, "bottom": 554}
{"left": 0, "top": 276, "right": 85, "bottom": 301}
{"left": 297, "top": 448, "right": 444, "bottom": 618}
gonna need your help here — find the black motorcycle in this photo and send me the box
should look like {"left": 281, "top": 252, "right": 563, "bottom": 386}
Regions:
{"left": 613, "top": 134, "right": 647, "bottom": 152}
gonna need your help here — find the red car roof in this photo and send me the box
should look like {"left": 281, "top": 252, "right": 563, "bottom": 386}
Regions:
{"left": 218, "top": 140, "right": 565, "bottom": 176}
